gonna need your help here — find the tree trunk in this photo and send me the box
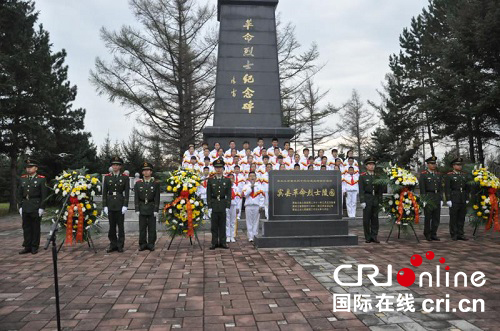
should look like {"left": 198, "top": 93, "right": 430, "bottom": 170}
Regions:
{"left": 466, "top": 114, "right": 475, "bottom": 163}
{"left": 421, "top": 125, "right": 426, "bottom": 164}
{"left": 474, "top": 118, "right": 484, "bottom": 165}
{"left": 424, "top": 111, "right": 435, "bottom": 156}
{"left": 310, "top": 116, "right": 314, "bottom": 157}
{"left": 9, "top": 154, "right": 18, "bottom": 212}
{"left": 454, "top": 135, "right": 460, "bottom": 157}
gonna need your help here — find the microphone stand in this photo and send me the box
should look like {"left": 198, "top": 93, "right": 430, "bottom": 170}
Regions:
{"left": 44, "top": 179, "right": 76, "bottom": 331}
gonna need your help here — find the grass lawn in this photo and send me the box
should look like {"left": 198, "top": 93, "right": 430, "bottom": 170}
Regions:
{"left": 0, "top": 203, "right": 11, "bottom": 217}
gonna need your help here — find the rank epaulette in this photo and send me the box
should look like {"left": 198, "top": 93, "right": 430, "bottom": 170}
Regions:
{"left": 37, "top": 175, "right": 45, "bottom": 178}
{"left": 122, "top": 173, "right": 129, "bottom": 176}
{"left": 105, "top": 173, "right": 112, "bottom": 176}
{"left": 21, "top": 174, "right": 28, "bottom": 178}
{"left": 361, "top": 172, "right": 367, "bottom": 175}
{"left": 421, "top": 170, "right": 428, "bottom": 174}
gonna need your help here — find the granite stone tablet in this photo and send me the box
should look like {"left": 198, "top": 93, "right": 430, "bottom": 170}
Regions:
{"left": 268, "top": 171, "right": 343, "bottom": 220}
{"left": 255, "top": 170, "right": 358, "bottom": 248}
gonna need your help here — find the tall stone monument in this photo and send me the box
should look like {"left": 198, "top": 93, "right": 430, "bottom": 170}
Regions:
{"left": 203, "top": 0, "right": 295, "bottom": 147}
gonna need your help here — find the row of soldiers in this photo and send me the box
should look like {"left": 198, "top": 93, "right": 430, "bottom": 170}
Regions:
{"left": 16, "top": 152, "right": 471, "bottom": 254}
{"left": 359, "top": 156, "right": 471, "bottom": 243}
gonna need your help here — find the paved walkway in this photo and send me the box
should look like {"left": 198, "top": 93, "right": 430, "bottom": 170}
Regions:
{"left": 289, "top": 225, "right": 500, "bottom": 331}
{"left": 0, "top": 214, "right": 345, "bottom": 331}
{"left": 0, "top": 214, "right": 499, "bottom": 330}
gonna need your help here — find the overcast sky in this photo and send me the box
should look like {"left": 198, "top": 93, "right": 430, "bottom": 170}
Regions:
{"left": 35, "top": 0, "right": 429, "bottom": 150}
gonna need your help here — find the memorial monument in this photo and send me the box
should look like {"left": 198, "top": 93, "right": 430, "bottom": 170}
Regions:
{"left": 203, "top": 0, "right": 295, "bottom": 147}
{"left": 206, "top": 0, "right": 358, "bottom": 247}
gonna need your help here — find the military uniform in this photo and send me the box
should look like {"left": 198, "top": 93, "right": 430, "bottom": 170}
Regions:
{"left": 17, "top": 159, "right": 48, "bottom": 254}
{"left": 102, "top": 156, "right": 130, "bottom": 252}
{"left": 207, "top": 158, "right": 232, "bottom": 249}
{"left": 134, "top": 162, "right": 160, "bottom": 251}
{"left": 419, "top": 156, "right": 443, "bottom": 241}
{"left": 445, "top": 157, "right": 470, "bottom": 240}
{"left": 359, "top": 157, "right": 384, "bottom": 243}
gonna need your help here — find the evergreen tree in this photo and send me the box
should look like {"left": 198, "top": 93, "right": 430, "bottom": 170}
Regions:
{"left": 0, "top": 0, "right": 94, "bottom": 211}
{"left": 122, "top": 130, "right": 145, "bottom": 175}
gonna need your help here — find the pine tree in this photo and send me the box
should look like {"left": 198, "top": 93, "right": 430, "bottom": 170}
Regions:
{"left": 0, "top": 0, "right": 95, "bottom": 211}
{"left": 122, "top": 130, "right": 145, "bottom": 175}
{"left": 91, "top": 0, "right": 217, "bottom": 162}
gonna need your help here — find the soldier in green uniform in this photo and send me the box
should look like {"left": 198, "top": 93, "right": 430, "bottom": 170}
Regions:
{"left": 207, "top": 158, "right": 231, "bottom": 250}
{"left": 102, "top": 156, "right": 130, "bottom": 252}
{"left": 445, "top": 157, "right": 470, "bottom": 241}
{"left": 17, "top": 159, "right": 48, "bottom": 254}
{"left": 359, "top": 157, "right": 383, "bottom": 243}
{"left": 419, "top": 156, "right": 443, "bottom": 241}
{"left": 134, "top": 162, "right": 160, "bottom": 251}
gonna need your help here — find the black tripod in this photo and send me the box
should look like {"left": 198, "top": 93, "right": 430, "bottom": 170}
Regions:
{"left": 386, "top": 219, "right": 420, "bottom": 243}
{"left": 167, "top": 229, "right": 203, "bottom": 251}
{"left": 44, "top": 222, "right": 62, "bottom": 331}
{"left": 43, "top": 181, "right": 77, "bottom": 331}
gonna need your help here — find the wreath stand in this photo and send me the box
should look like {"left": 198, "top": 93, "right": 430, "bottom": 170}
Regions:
{"left": 167, "top": 229, "right": 203, "bottom": 251}
{"left": 386, "top": 219, "right": 420, "bottom": 243}
{"left": 57, "top": 232, "right": 98, "bottom": 253}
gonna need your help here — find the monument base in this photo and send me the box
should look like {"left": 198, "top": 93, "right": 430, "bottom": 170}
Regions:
{"left": 203, "top": 126, "right": 295, "bottom": 148}
{"left": 255, "top": 219, "right": 358, "bottom": 248}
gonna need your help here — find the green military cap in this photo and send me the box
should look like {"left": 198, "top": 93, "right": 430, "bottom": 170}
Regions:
{"left": 364, "top": 157, "right": 376, "bottom": 165}
{"left": 141, "top": 162, "right": 153, "bottom": 171}
{"left": 110, "top": 156, "right": 124, "bottom": 165}
{"left": 213, "top": 158, "right": 225, "bottom": 168}
{"left": 25, "top": 158, "right": 39, "bottom": 167}
{"left": 425, "top": 156, "right": 437, "bottom": 164}
{"left": 450, "top": 157, "right": 463, "bottom": 166}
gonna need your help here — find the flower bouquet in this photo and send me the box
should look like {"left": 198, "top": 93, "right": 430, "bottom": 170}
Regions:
{"left": 162, "top": 169, "right": 206, "bottom": 238}
{"left": 52, "top": 169, "right": 102, "bottom": 245}
{"left": 379, "top": 164, "right": 421, "bottom": 226}
{"left": 469, "top": 166, "right": 499, "bottom": 232}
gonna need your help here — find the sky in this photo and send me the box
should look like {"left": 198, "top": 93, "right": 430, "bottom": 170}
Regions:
{"left": 35, "top": 0, "right": 429, "bottom": 150}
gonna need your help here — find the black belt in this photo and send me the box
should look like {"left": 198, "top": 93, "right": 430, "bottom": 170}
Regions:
{"left": 426, "top": 190, "right": 440, "bottom": 193}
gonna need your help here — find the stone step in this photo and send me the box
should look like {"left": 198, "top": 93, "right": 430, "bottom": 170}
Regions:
{"left": 255, "top": 234, "right": 358, "bottom": 248}
{"left": 262, "top": 220, "right": 349, "bottom": 237}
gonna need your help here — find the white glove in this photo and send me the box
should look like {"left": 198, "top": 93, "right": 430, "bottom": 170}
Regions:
{"left": 121, "top": 206, "right": 128, "bottom": 214}
{"left": 103, "top": 207, "right": 108, "bottom": 215}
{"left": 38, "top": 209, "right": 44, "bottom": 217}
{"left": 447, "top": 201, "right": 452, "bottom": 208}
{"left": 154, "top": 212, "right": 158, "bottom": 218}
{"left": 361, "top": 203, "right": 366, "bottom": 209}
{"left": 440, "top": 201, "right": 443, "bottom": 208}
{"left": 466, "top": 200, "right": 469, "bottom": 204}
{"left": 19, "top": 208, "right": 22, "bottom": 216}
{"left": 136, "top": 211, "right": 140, "bottom": 215}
